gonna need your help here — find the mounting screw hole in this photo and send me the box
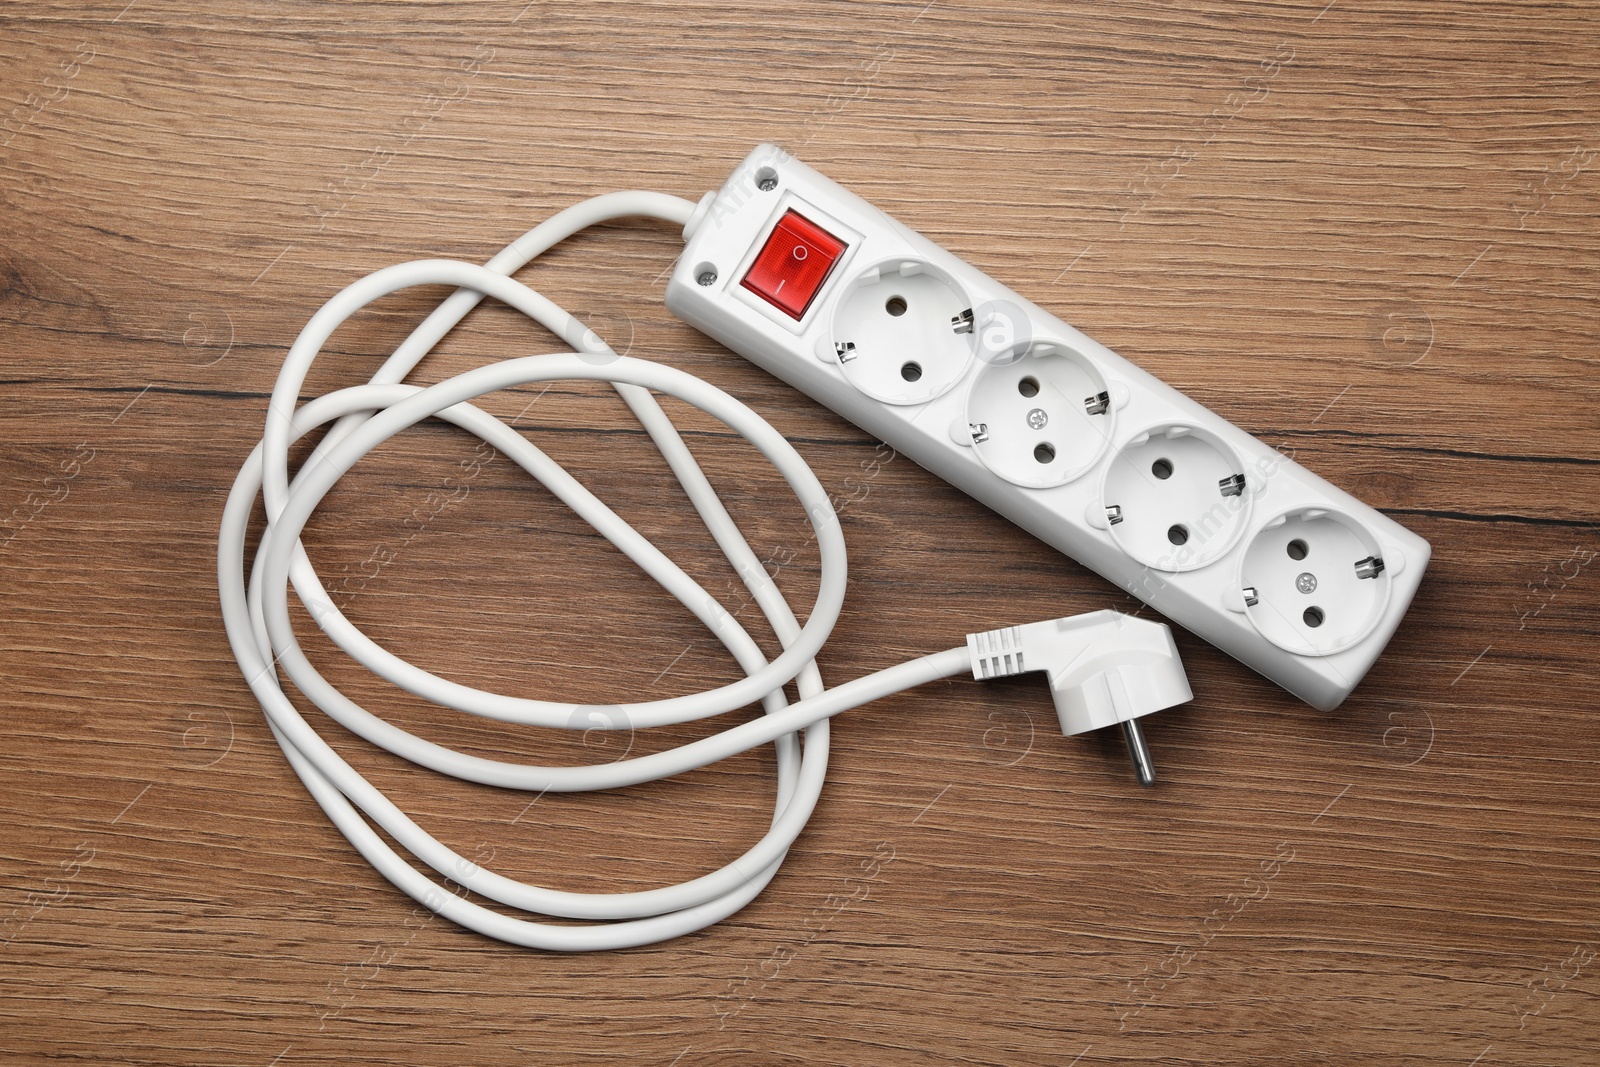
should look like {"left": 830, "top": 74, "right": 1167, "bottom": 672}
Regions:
{"left": 900, "top": 361, "right": 922, "bottom": 382}
{"left": 755, "top": 166, "right": 778, "bottom": 192}
{"left": 1286, "top": 539, "right": 1309, "bottom": 561}
{"left": 1018, "top": 376, "right": 1040, "bottom": 398}
{"left": 885, "top": 296, "right": 908, "bottom": 317}
{"left": 1167, "top": 524, "right": 1189, "bottom": 546}
{"left": 1151, "top": 458, "right": 1173, "bottom": 480}
{"left": 1303, "top": 606, "right": 1325, "bottom": 628}
{"left": 695, "top": 262, "right": 718, "bottom": 287}
{"left": 1034, "top": 442, "right": 1056, "bottom": 464}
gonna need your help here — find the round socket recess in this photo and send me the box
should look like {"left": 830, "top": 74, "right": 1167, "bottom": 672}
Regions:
{"left": 965, "top": 341, "right": 1112, "bottom": 487}
{"left": 829, "top": 259, "right": 975, "bottom": 405}
{"left": 1240, "top": 507, "right": 1392, "bottom": 656}
{"left": 1100, "top": 424, "right": 1251, "bottom": 572}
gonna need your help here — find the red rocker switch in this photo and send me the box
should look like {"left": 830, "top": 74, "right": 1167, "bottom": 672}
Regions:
{"left": 740, "top": 210, "right": 846, "bottom": 319}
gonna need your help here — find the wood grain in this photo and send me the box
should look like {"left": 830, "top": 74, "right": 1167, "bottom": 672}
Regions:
{"left": 2, "top": 1, "right": 1597, "bottom": 1064}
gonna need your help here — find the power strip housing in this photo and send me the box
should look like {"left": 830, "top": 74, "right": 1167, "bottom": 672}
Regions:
{"left": 666, "top": 144, "right": 1430, "bottom": 711}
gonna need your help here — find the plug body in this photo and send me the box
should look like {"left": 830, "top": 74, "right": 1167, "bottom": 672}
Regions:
{"left": 968, "top": 610, "right": 1192, "bottom": 736}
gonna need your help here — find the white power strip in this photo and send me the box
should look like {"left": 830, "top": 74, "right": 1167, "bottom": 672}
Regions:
{"left": 220, "top": 147, "right": 1432, "bottom": 950}
{"left": 667, "top": 144, "right": 1431, "bottom": 712}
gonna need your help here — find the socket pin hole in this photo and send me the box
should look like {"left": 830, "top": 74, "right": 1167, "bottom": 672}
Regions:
{"left": 1018, "top": 377, "right": 1040, "bottom": 398}
{"left": 1151, "top": 458, "right": 1173, "bottom": 480}
{"left": 1303, "top": 606, "right": 1324, "bottom": 628}
{"left": 885, "top": 296, "right": 908, "bottom": 317}
{"left": 900, "top": 361, "right": 922, "bottom": 382}
{"left": 1167, "top": 524, "right": 1189, "bottom": 546}
{"left": 1286, "top": 539, "right": 1309, "bottom": 561}
{"left": 1033, "top": 442, "right": 1055, "bottom": 464}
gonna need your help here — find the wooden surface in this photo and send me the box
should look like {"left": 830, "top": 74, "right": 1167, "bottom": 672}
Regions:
{"left": 2, "top": 1, "right": 1597, "bottom": 1064}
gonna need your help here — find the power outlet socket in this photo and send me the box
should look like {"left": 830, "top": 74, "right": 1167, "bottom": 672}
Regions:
{"left": 666, "top": 145, "right": 1430, "bottom": 711}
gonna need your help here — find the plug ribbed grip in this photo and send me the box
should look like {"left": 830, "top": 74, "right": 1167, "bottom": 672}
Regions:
{"left": 968, "top": 626, "right": 1026, "bottom": 680}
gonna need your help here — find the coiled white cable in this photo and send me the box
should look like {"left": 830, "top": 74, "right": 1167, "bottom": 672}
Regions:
{"left": 217, "top": 192, "right": 973, "bottom": 950}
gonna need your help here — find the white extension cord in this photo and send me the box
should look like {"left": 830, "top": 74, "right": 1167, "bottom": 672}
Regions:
{"left": 218, "top": 191, "right": 1192, "bottom": 950}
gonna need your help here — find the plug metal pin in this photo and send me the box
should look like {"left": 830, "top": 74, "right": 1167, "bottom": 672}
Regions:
{"left": 1120, "top": 718, "right": 1156, "bottom": 787}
